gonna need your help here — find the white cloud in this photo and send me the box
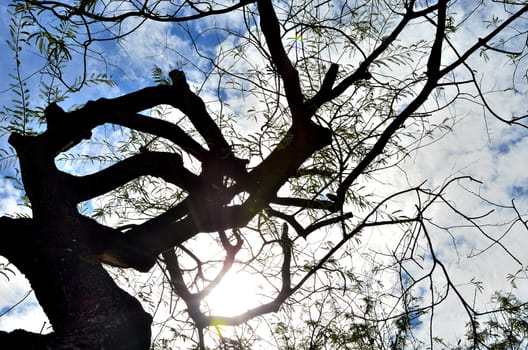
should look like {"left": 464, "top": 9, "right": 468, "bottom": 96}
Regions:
{"left": 390, "top": 111, "right": 528, "bottom": 343}
{"left": 0, "top": 178, "right": 29, "bottom": 216}
{"left": 0, "top": 260, "right": 49, "bottom": 334}
{"left": 1, "top": 1, "right": 528, "bottom": 347}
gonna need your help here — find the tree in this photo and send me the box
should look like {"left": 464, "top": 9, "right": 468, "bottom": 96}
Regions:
{"left": 458, "top": 292, "right": 528, "bottom": 350}
{"left": 1, "top": 0, "right": 528, "bottom": 348}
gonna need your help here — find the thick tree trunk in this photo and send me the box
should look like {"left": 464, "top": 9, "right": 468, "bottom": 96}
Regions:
{"left": 0, "top": 127, "right": 153, "bottom": 348}
{"left": 1, "top": 217, "right": 152, "bottom": 349}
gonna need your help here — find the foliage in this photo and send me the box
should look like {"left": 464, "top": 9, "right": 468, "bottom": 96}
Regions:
{"left": 445, "top": 292, "right": 528, "bottom": 350}
{"left": 1, "top": 0, "right": 528, "bottom": 349}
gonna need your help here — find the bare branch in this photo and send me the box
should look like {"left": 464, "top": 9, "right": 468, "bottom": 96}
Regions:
{"left": 25, "top": 0, "right": 256, "bottom": 23}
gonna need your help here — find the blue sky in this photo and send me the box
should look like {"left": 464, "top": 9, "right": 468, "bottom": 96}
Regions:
{"left": 1, "top": 0, "right": 528, "bottom": 347}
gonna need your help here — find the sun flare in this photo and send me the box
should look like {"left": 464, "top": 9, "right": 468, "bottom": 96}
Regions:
{"left": 204, "top": 271, "right": 262, "bottom": 317}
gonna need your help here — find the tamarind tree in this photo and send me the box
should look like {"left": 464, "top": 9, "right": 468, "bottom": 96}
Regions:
{"left": 1, "top": 0, "right": 528, "bottom": 349}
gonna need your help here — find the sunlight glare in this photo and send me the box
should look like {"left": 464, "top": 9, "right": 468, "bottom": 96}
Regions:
{"left": 204, "top": 271, "right": 262, "bottom": 316}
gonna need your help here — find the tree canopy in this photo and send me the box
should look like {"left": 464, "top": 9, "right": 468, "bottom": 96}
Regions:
{"left": 1, "top": 0, "right": 528, "bottom": 349}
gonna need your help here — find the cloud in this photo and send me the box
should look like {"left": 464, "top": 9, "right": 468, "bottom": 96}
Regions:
{"left": 0, "top": 178, "right": 28, "bottom": 216}
{"left": 1, "top": 1, "right": 528, "bottom": 347}
{"left": 0, "top": 260, "right": 49, "bottom": 333}
{"left": 390, "top": 110, "right": 528, "bottom": 343}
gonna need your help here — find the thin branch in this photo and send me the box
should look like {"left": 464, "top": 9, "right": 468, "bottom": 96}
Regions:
{"left": 0, "top": 290, "right": 33, "bottom": 317}
{"left": 271, "top": 196, "right": 337, "bottom": 210}
{"left": 439, "top": 5, "right": 528, "bottom": 77}
{"left": 26, "top": 0, "right": 256, "bottom": 24}
{"left": 324, "top": 3, "right": 440, "bottom": 104}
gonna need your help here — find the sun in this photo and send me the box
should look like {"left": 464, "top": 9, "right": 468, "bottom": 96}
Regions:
{"left": 204, "top": 271, "right": 262, "bottom": 317}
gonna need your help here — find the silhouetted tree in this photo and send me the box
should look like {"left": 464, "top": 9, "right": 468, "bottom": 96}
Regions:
{"left": 1, "top": 0, "right": 528, "bottom": 348}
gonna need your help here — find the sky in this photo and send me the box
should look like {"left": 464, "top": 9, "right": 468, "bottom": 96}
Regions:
{"left": 1, "top": 0, "right": 528, "bottom": 348}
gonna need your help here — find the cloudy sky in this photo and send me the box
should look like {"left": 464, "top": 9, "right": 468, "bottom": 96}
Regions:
{"left": 1, "top": 0, "right": 528, "bottom": 347}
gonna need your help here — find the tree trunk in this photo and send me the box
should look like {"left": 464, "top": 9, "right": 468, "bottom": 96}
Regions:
{"left": 0, "top": 128, "right": 153, "bottom": 348}
{"left": 1, "top": 216, "right": 152, "bottom": 349}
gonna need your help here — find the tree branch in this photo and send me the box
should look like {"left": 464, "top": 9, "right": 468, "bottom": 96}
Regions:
{"left": 257, "top": 0, "right": 305, "bottom": 122}
{"left": 105, "top": 112, "right": 209, "bottom": 162}
{"left": 318, "top": 4, "right": 439, "bottom": 106}
{"left": 173, "top": 224, "right": 294, "bottom": 328}
{"left": 439, "top": 5, "right": 528, "bottom": 77}
{"left": 74, "top": 151, "right": 203, "bottom": 202}
{"left": 268, "top": 208, "right": 353, "bottom": 238}
{"left": 161, "top": 230, "right": 244, "bottom": 328}
{"left": 41, "top": 70, "right": 235, "bottom": 163}
{"left": 26, "top": 0, "right": 256, "bottom": 24}
{"left": 168, "top": 71, "right": 233, "bottom": 157}
{"left": 271, "top": 196, "right": 337, "bottom": 210}
{"left": 426, "top": 0, "right": 447, "bottom": 78}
